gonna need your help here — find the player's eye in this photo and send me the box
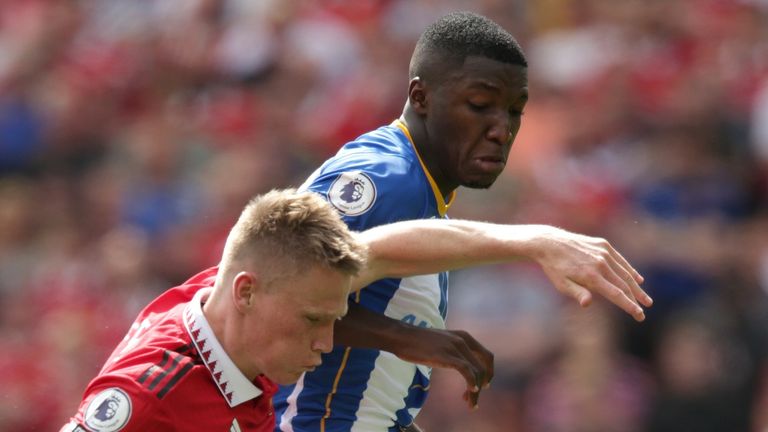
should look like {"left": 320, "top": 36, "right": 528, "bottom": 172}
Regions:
{"left": 509, "top": 108, "right": 525, "bottom": 117}
{"left": 305, "top": 316, "right": 321, "bottom": 324}
{"left": 468, "top": 101, "right": 489, "bottom": 112}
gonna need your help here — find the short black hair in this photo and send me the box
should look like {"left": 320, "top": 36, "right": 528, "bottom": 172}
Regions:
{"left": 409, "top": 11, "right": 527, "bottom": 81}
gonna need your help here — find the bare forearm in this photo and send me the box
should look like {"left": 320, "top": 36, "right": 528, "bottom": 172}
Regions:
{"left": 333, "top": 301, "right": 494, "bottom": 409}
{"left": 334, "top": 302, "right": 412, "bottom": 352}
{"left": 355, "top": 219, "right": 651, "bottom": 321}
{"left": 355, "top": 220, "right": 549, "bottom": 288}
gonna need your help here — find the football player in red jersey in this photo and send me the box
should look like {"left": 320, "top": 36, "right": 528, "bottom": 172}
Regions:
{"left": 62, "top": 190, "right": 369, "bottom": 432}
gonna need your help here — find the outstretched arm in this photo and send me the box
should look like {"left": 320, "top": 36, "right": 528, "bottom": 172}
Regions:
{"left": 353, "top": 220, "right": 652, "bottom": 321}
{"left": 340, "top": 219, "right": 652, "bottom": 409}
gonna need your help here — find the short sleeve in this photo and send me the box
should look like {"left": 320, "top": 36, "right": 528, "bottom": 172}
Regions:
{"left": 302, "top": 151, "right": 431, "bottom": 232}
{"left": 66, "top": 375, "right": 171, "bottom": 432}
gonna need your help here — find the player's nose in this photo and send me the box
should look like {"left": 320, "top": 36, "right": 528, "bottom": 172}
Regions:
{"left": 311, "top": 326, "right": 334, "bottom": 354}
{"left": 485, "top": 110, "right": 512, "bottom": 145}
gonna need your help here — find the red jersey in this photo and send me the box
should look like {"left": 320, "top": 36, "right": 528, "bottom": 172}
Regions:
{"left": 61, "top": 267, "right": 278, "bottom": 432}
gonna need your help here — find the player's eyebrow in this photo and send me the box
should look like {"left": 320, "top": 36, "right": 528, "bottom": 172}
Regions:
{"left": 468, "top": 81, "right": 501, "bottom": 93}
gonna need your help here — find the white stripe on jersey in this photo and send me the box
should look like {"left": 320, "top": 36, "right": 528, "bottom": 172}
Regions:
{"left": 278, "top": 373, "right": 305, "bottom": 432}
{"left": 350, "top": 274, "right": 445, "bottom": 430}
{"left": 350, "top": 351, "right": 415, "bottom": 432}
{"left": 383, "top": 273, "right": 445, "bottom": 330}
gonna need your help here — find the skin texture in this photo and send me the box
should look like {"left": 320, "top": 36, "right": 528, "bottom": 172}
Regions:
{"left": 205, "top": 264, "right": 350, "bottom": 385}
{"left": 404, "top": 56, "right": 529, "bottom": 197}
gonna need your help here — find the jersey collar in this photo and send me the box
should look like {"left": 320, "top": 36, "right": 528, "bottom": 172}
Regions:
{"left": 393, "top": 119, "right": 456, "bottom": 217}
{"left": 183, "top": 288, "right": 263, "bottom": 407}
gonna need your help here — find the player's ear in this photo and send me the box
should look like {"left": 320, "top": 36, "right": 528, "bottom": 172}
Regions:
{"left": 408, "top": 77, "right": 428, "bottom": 114}
{"left": 232, "top": 271, "right": 261, "bottom": 312}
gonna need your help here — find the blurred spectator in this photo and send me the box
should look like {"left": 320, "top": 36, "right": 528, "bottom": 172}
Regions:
{"left": 522, "top": 304, "right": 654, "bottom": 432}
{"left": 645, "top": 305, "right": 753, "bottom": 431}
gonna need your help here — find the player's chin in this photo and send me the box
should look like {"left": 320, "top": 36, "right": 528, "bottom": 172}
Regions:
{"left": 460, "top": 167, "right": 504, "bottom": 189}
{"left": 270, "top": 369, "right": 306, "bottom": 385}
{"left": 461, "top": 177, "right": 498, "bottom": 190}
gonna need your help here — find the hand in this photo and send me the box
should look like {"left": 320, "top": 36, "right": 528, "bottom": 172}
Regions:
{"left": 393, "top": 327, "right": 493, "bottom": 409}
{"left": 530, "top": 227, "right": 652, "bottom": 321}
{"left": 332, "top": 303, "right": 492, "bottom": 409}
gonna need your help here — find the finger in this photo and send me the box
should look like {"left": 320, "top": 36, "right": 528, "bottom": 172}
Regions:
{"left": 451, "top": 355, "right": 481, "bottom": 394}
{"left": 455, "top": 331, "right": 494, "bottom": 389}
{"left": 449, "top": 340, "right": 484, "bottom": 408}
{"left": 463, "top": 388, "right": 480, "bottom": 409}
{"left": 599, "top": 258, "right": 641, "bottom": 307}
{"left": 440, "top": 340, "right": 481, "bottom": 392}
{"left": 606, "top": 244, "right": 653, "bottom": 306}
{"left": 567, "top": 277, "right": 644, "bottom": 321}
{"left": 450, "top": 336, "right": 487, "bottom": 393}
{"left": 549, "top": 271, "right": 593, "bottom": 307}
{"left": 466, "top": 388, "right": 480, "bottom": 409}
{"left": 477, "top": 350, "right": 493, "bottom": 390}
{"left": 605, "top": 253, "right": 653, "bottom": 308}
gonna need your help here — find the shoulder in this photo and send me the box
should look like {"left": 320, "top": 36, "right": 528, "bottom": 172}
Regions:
{"left": 72, "top": 376, "right": 169, "bottom": 432}
{"left": 301, "top": 126, "right": 432, "bottom": 226}
{"left": 74, "top": 340, "right": 200, "bottom": 431}
{"left": 105, "top": 339, "right": 199, "bottom": 394}
{"left": 307, "top": 125, "right": 421, "bottom": 181}
{"left": 102, "top": 309, "right": 200, "bottom": 402}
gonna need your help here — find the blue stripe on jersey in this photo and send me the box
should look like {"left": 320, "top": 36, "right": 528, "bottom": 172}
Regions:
{"left": 438, "top": 272, "right": 449, "bottom": 320}
{"left": 282, "top": 347, "right": 382, "bottom": 432}
{"left": 394, "top": 368, "right": 430, "bottom": 428}
{"left": 318, "top": 277, "right": 404, "bottom": 431}
{"left": 357, "top": 278, "right": 403, "bottom": 315}
{"left": 319, "top": 349, "right": 380, "bottom": 432}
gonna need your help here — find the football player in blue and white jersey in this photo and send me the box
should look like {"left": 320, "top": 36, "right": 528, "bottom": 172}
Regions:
{"left": 274, "top": 11, "right": 653, "bottom": 432}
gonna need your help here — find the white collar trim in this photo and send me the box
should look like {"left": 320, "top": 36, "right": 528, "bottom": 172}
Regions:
{"left": 183, "top": 288, "right": 262, "bottom": 407}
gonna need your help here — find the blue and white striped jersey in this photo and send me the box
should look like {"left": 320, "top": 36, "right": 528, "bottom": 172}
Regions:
{"left": 274, "top": 120, "right": 456, "bottom": 432}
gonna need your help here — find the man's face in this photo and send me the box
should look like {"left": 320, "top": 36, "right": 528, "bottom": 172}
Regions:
{"left": 423, "top": 56, "right": 528, "bottom": 189}
{"left": 243, "top": 265, "right": 350, "bottom": 385}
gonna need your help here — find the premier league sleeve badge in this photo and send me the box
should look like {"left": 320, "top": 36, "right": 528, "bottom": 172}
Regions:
{"left": 327, "top": 171, "right": 377, "bottom": 216}
{"left": 83, "top": 388, "right": 132, "bottom": 431}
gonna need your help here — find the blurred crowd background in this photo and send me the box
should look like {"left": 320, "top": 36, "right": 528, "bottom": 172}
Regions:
{"left": 1, "top": 0, "right": 767, "bottom": 430}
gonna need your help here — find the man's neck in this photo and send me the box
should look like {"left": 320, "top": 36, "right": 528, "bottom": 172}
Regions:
{"left": 400, "top": 108, "right": 457, "bottom": 199}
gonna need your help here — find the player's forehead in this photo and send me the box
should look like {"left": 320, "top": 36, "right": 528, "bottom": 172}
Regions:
{"left": 443, "top": 56, "right": 528, "bottom": 95}
{"left": 278, "top": 265, "right": 351, "bottom": 310}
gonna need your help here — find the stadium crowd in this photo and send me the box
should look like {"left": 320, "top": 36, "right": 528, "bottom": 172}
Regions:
{"left": 0, "top": 0, "right": 767, "bottom": 430}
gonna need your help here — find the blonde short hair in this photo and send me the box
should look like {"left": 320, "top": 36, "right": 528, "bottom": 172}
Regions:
{"left": 220, "top": 189, "right": 367, "bottom": 287}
